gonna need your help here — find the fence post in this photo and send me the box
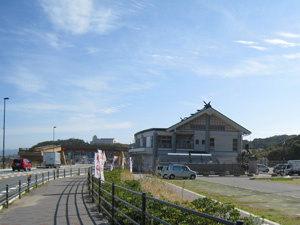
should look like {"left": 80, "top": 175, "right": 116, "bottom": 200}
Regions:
{"left": 27, "top": 176, "right": 30, "bottom": 192}
{"left": 36, "top": 174, "right": 38, "bottom": 188}
{"left": 19, "top": 180, "right": 21, "bottom": 199}
{"left": 98, "top": 178, "right": 101, "bottom": 213}
{"left": 142, "top": 192, "right": 146, "bottom": 225}
{"left": 112, "top": 183, "right": 115, "bottom": 225}
{"left": 91, "top": 176, "right": 94, "bottom": 203}
{"left": 87, "top": 171, "right": 90, "bottom": 196}
{"left": 6, "top": 184, "right": 9, "bottom": 207}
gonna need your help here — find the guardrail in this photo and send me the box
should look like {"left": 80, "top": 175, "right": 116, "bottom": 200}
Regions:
{"left": 0, "top": 167, "right": 89, "bottom": 208}
{"left": 87, "top": 170, "right": 244, "bottom": 225}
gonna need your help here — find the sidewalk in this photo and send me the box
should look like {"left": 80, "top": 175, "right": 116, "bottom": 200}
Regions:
{"left": 0, "top": 175, "right": 109, "bottom": 225}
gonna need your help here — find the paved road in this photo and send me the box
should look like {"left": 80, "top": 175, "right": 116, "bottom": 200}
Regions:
{"left": 0, "top": 176, "right": 109, "bottom": 225}
{"left": 197, "top": 175, "right": 300, "bottom": 199}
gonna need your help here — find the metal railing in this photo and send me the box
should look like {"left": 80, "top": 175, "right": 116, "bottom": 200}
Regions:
{"left": 87, "top": 170, "right": 244, "bottom": 225}
{"left": 0, "top": 167, "right": 89, "bottom": 208}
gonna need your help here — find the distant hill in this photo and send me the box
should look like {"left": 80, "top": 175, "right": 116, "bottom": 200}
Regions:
{"left": 243, "top": 135, "right": 297, "bottom": 149}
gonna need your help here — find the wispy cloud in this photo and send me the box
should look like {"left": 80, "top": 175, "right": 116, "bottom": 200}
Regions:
{"left": 277, "top": 32, "right": 300, "bottom": 38}
{"left": 235, "top": 40, "right": 265, "bottom": 51}
{"left": 235, "top": 40, "right": 255, "bottom": 45}
{"left": 248, "top": 46, "right": 266, "bottom": 51}
{"left": 4, "top": 70, "right": 46, "bottom": 94}
{"left": 265, "top": 39, "right": 296, "bottom": 47}
{"left": 40, "top": 0, "right": 145, "bottom": 35}
{"left": 283, "top": 53, "right": 300, "bottom": 59}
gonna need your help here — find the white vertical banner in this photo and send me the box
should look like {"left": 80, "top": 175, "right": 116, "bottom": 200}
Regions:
{"left": 111, "top": 156, "right": 118, "bottom": 171}
{"left": 122, "top": 157, "right": 126, "bottom": 169}
{"left": 129, "top": 157, "right": 133, "bottom": 173}
{"left": 98, "top": 149, "right": 105, "bottom": 181}
{"left": 94, "top": 153, "right": 100, "bottom": 178}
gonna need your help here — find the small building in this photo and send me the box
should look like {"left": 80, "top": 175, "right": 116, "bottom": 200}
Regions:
{"left": 90, "top": 135, "right": 117, "bottom": 144}
{"left": 129, "top": 103, "right": 251, "bottom": 172}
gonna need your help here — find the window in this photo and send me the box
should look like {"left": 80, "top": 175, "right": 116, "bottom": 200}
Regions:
{"left": 173, "top": 166, "right": 181, "bottom": 171}
{"left": 210, "top": 138, "right": 215, "bottom": 150}
{"left": 158, "top": 136, "right": 172, "bottom": 148}
{"left": 196, "top": 140, "right": 199, "bottom": 145}
{"left": 146, "top": 136, "right": 152, "bottom": 148}
{"left": 233, "top": 139, "right": 238, "bottom": 151}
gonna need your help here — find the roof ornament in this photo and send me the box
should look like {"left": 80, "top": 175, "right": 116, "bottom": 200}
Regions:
{"left": 203, "top": 101, "right": 211, "bottom": 108}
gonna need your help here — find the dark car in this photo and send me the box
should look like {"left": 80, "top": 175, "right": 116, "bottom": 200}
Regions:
{"left": 12, "top": 158, "right": 32, "bottom": 171}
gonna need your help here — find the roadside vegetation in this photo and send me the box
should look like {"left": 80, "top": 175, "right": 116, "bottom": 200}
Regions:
{"left": 98, "top": 169, "right": 263, "bottom": 224}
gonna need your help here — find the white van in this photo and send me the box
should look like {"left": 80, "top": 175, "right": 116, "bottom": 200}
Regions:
{"left": 166, "top": 164, "right": 196, "bottom": 179}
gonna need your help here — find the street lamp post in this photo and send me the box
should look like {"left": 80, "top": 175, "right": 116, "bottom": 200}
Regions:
{"left": 2, "top": 97, "right": 9, "bottom": 169}
{"left": 53, "top": 126, "right": 56, "bottom": 152}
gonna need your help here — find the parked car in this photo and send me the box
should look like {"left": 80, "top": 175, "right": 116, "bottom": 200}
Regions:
{"left": 257, "top": 164, "right": 269, "bottom": 173}
{"left": 12, "top": 158, "right": 32, "bottom": 171}
{"left": 154, "top": 165, "right": 164, "bottom": 176}
{"left": 161, "top": 166, "right": 169, "bottom": 179}
{"left": 165, "top": 164, "right": 196, "bottom": 179}
{"left": 273, "top": 163, "right": 292, "bottom": 174}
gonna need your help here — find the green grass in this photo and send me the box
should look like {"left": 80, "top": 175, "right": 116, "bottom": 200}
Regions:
{"left": 165, "top": 179, "right": 300, "bottom": 225}
{"left": 254, "top": 178, "right": 300, "bottom": 185}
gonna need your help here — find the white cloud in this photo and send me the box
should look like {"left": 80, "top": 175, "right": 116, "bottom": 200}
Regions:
{"left": 248, "top": 46, "right": 266, "bottom": 51}
{"left": 265, "top": 39, "right": 296, "bottom": 47}
{"left": 277, "top": 32, "right": 300, "bottom": 38}
{"left": 283, "top": 53, "right": 300, "bottom": 59}
{"left": 235, "top": 40, "right": 255, "bottom": 45}
{"left": 40, "top": 0, "right": 129, "bottom": 35}
{"left": 4, "top": 71, "right": 46, "bottom": 94}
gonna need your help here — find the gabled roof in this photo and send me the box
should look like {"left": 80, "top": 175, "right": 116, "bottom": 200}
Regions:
{"left": 167, "top": 104, "right": 251, "bottom": 135}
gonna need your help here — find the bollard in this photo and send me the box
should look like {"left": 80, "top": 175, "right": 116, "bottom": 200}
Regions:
{"left": 42, "top": 173, "right": 44, "bottom": 184}
{"left": 54, "top": 170, "right": 56, "bottom": 180}
{"left": 71, "top": 168, "right": 72, "bottom": 177}
{"left": 19, "top": 180, "right": 21, "bottom": 199}
{"left": 48, "top": 171, "right": 50, "bottom": 182}
{"left": 6, "top": 184, "right": 9, "bottom": 208}
{"left": 57, "top": 168, "right": 59, "bottom": 178}
{"left": 64, "top": 169, "right": 65, "bottom": 178}
{"left": 36, "top": 174, "right": 38, "bottom": 188}
{"left": 78, "top": 168, "right": 80, "bottom": 176}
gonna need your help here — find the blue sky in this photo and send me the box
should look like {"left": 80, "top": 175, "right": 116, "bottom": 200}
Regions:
{"left": 1, "top": 0, "right": 300, "bottom": 149}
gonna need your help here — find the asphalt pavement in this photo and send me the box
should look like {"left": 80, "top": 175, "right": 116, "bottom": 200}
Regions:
{"left": 197, "top": 173, "right": 300, "bottom": 199}
{"left": 0, "top": 175, "right": 109, "bottom": 225}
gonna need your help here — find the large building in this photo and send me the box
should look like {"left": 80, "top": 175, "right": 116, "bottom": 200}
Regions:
{"left": 129, "top": 103, "right": 251, "bottom": 172}
{"left": 90, "top": 135, "right": 117, "bottom": 144}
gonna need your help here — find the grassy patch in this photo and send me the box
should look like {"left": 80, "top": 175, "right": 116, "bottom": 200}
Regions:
{"left": 254, "top": 178, "right": 300, "bottom": 185}
{"left": 165, "top": 179, "right": 300, "bottom": 225}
